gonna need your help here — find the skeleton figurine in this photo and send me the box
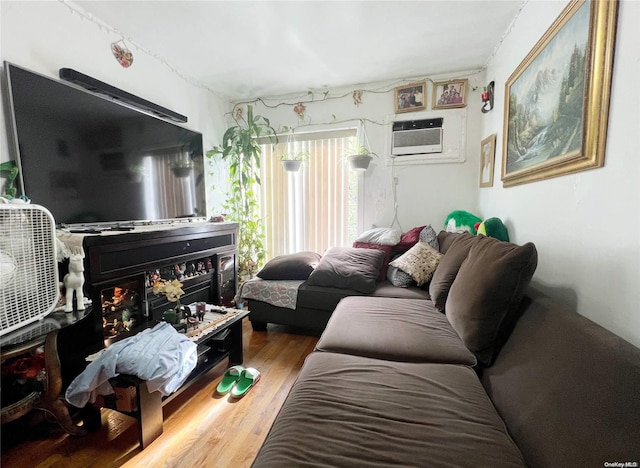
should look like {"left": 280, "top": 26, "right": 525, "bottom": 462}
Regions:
{"left": 64, "top": 254, "right": 86, "bottom": 312}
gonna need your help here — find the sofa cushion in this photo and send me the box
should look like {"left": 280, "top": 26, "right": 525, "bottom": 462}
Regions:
{"left": 429, "top": 232, "right": 480, "bottom": 312}
{"left": 389, "top": 242, "right": 442, "bottom": 286}
{"left": 482, "top": 289, "right": 640, "bottom": 467}
{"left": 393, "top": 225, "right": 426, "bottom": 254}
{"left": 354, "top": 227, "right": 401, "bottom": 246}
{"left": 307, "top": 247, "right": 384, "bottom": 294}
{"left": 418, "top": 224, "right": 439, "bottom": 250}
{"left": 372, "top": 281, "right": 431, "bottom": 300}
{"left": 386, "top": 263, "right": 415, "bottom": 287}
{"left": 352, "top": 242, "right": 393, "bottom": 281}
{"left": 316, "top": 296, "right": 476, "bottom": 365}
{"left": 257, "top": 251, "right": 322, "bottom": 280}
{"left": 446, "top": 236, "right": 537, "bottom": 366}
{"left": 252, "top": 352, "right": 526, "bottom": 468}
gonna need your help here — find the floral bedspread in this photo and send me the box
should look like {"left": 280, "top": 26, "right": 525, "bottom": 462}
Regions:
{"left": 234, "top": 279, "right": 305, "bottom": 310}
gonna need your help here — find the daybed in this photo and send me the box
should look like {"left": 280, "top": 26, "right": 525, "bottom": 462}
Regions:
{"left": 252, "top": 233, "right": 640, "bottom": 467}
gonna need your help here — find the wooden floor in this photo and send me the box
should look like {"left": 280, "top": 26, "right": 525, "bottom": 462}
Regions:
{"left": 1, "top": 319, "right": 319, "bottom": 468}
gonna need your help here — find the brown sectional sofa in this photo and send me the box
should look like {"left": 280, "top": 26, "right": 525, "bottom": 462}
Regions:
{"left": 252, "top": 233, "right": 640, "bottom": 467}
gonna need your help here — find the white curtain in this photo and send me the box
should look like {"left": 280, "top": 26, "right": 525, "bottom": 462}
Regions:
{"left": 259, "top": 130, "right": 357, "bottom": 260}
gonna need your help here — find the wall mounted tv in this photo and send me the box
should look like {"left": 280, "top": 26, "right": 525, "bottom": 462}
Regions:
{"left": 3, "top": 61, "right": 207, "bottom": 226}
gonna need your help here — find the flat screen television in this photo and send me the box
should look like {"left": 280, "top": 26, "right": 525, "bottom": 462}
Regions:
{"left": 3, "top": 61, "right": 207, "bottom": 226}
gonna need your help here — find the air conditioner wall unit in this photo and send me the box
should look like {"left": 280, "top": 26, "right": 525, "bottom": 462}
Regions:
{"left": 386, "top": 109, "right": 467, "bottom": 165}
{"left": 391, "top": 118, "right": 443, "bottom": 155}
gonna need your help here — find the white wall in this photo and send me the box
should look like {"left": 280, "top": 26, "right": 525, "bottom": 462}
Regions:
{"left": 250, "top": 72, "right": 485, "bottom": 235}
{"left": 0, "top": 1, "right": 228, "bottom": 214}
{"left": 480, "top": 0, "right": 640, "bottom": 347}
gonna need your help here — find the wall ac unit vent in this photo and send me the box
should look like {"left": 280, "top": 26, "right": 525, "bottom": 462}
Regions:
{"left": 391, "top": 118, "right": 443, "bottom": 156}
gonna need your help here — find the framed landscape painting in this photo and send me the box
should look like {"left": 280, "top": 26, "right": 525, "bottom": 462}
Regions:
{"left": 501, "top": 0, "right": 618, "bottom": 187}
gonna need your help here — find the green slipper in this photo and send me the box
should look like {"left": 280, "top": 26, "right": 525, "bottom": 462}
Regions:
{"left": 216, "top": 365, "right": 245, "bottom": 394}
{"left": 230, "top": 367, "right": 261, "bottom": 399}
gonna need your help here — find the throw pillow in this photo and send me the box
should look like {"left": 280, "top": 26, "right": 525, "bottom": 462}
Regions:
{"left": 445, "top": 236, "right": 538, "bottom": 366}
{"left": 257, "top": 251, "right": 322, "bottom": 280}
{"left": 393, "top": 225, "right": 426, "bottom": 254}
{"left": 429, "top": 232, "right": 480, "bottom": 313}
{"left": 386, "top": 264, "right": 415, "bottom": 288}
{"left": 352, "top": 242, "right": 393, "bottom": 281}
{"left": 354, "top": 227, "right": 401, "bottom": 246}
{"left": 307, "top": 247, "right": 384, "bottom": 294}
{"left": 389, "top": 242, "right": 443, "bottom": 286}
{"left": 418, "top": 225, "right": 439, "bottom": 251}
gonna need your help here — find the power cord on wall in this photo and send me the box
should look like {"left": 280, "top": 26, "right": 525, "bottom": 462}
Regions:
{"left": 389, "top": 158, "right": 402, "bottom": 233}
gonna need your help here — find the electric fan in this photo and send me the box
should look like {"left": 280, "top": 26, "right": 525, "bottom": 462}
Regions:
{"left": 0, "top": 200, "right": 60, "bottom": 336}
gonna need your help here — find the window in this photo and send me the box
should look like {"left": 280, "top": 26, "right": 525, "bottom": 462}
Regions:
{"left": 259, "top": 129, "right": 358, "bottom": 260}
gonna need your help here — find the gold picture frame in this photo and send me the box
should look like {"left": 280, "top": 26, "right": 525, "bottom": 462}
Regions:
{"left": 501, "top": 0, "right": 618, "bottom": 187}
{"left": 394, "top": 82, "right": 426, "bottom": 113}
{"left": 480, "top": 134, "right": 496, "bottom": 188}
{"left": 432, "top": 79, "right": 468, "bottom": 109}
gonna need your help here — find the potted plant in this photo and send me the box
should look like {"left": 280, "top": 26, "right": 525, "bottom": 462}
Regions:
{"left": 345, "top": 120, "right": 377, "bottom": 171}
{"left": 206, "top": 105, "right": 276, "bottom": 279}
{"left": 280, "top": 149, "right": 310, "bottom": 172}
{"left": 345, "top": 143, "right": 377, "bottom": 171}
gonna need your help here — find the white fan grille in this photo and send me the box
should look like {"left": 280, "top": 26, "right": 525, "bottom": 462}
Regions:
{"left": 0, "top": 204, "right": 60, "bottom": 336}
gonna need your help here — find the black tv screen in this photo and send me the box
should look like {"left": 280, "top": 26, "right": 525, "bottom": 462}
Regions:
{"left": 4, "top": 62, "right": 207, "bottom": 225}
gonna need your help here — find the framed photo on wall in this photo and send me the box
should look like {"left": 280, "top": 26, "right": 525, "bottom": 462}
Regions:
{"left": 432, "top": 79, "right": 468, "bottom": 109}
{"left": 501, "top": 0, "right": 618, "bottom": 187}
{"left": 480, "top": 134, "right": 496, "bottom": 188}
{"left": 394, "top": 82, "right": 426, "bottom": 113}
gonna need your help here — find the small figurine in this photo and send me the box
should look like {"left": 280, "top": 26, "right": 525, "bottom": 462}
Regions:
{"left": 64, "top": 254, "right": 86, "bottom": 312}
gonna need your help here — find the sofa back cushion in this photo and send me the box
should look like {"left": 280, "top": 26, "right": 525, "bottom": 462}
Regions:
{"left": 429, "top": 232, "right": 480, "bottom": 312}
{"left": 352, "top": 242, "right": 393, "bottom": 281}
{"left": 257, "top": 251, "right": 322, "bottom": 280}
{"left": 307, "top": 247, "right": 384, "bottom": 294}
{"left": 445, "top": 237, "right": 537, "bottom": 366}
{"left": 482, "top": 289, "right": 640, "bottom": 467}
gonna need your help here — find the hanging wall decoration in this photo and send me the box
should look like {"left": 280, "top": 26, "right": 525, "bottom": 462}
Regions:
{"left": 111, "top": 40, "right": 134, "bottom": 68}
{"left": 353, "top": 90, "right": 363, "bottom": 106}
{"left": 394, "top": 82, "right": 426, "bottom": 113}
{"left": 432, "top": 79, "right": 468, "bottom": 110}
{"left": 501, "top": 0, "right": 618, "bottom": 187}
{"left": 293, "top": 102, "right": 306, "bottom": 119}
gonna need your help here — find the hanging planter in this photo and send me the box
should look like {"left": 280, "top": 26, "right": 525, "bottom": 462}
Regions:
{"left": 345, "top": 120, "right": 377, "bottom": 172}
{"left": 281, "top": 159, "right": 303, "bottom": 172}
{"left": 347, "top": 154, "right": 374, "bottom": 171}
{"left": 279, "top": 132, "right": 309, "bottom": 172}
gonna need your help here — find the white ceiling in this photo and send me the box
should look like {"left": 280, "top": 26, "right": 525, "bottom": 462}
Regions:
{"left": 75, "top": 0, "right": 525, "bottom": 100}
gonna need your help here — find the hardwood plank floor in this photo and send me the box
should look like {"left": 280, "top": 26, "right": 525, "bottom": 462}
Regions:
{"left": 1, "top": 319, "right": 319, "bottom": 468}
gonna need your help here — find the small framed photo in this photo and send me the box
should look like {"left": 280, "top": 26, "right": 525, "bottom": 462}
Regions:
{"left": 432, "top": 79, "right": 468, "bottom": 109}
{"left": 394, "top": 81, "right": 426, "bottom": 113}
{"left": 480, "top": 134, "right": 496, "bottom": 188}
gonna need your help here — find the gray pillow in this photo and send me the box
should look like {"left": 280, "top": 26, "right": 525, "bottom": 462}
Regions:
{"left": 307, "top": 247, "right": 384, "bottom": 293}
{"left": 419, "top": 225, "right": 439, "bottom": 251}
{"left": 386, "top": 264, "right": 415, "bottom": 288}
{"left": 257, "top": 251, "right": 322, "bottom": 280}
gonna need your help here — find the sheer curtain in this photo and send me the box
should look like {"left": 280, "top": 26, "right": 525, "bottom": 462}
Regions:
{"left": 259, "top": 129, "right": 357, "bottom": 260}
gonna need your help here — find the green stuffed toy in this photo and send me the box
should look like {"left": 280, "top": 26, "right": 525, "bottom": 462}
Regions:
{"left": 445, "top": 210, "right": 483, "bottom": 235}
{"left": 475, "top": 217, "right": 510, "bottom": 242}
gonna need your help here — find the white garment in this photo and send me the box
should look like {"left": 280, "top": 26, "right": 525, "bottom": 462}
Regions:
{"left": 65, "top": 322, "right": 197, "bottom": 408}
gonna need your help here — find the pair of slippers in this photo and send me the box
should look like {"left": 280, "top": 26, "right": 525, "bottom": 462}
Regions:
{"left": 216, "top": 365, "right": 260, "bottom": 398}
